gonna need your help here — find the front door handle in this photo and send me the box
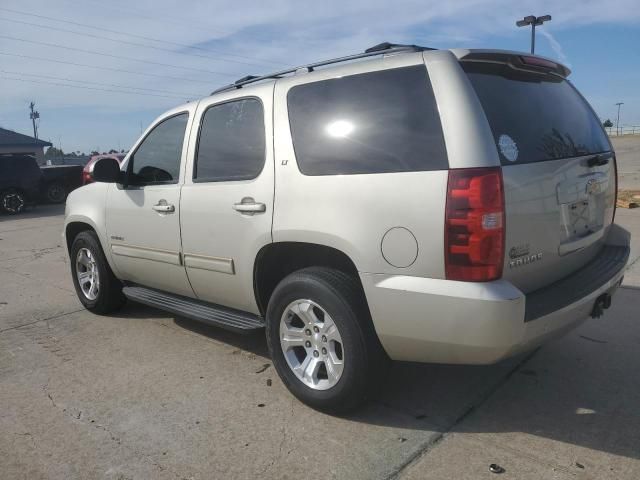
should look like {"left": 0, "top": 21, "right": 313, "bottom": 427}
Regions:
{"left": 233, "top": 198, "right": 266, "bottom": 214}
{"left": 152, "top": 201, "right": 175, "bottom": 213}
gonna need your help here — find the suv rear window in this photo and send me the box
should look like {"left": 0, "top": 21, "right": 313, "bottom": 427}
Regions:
{"left": 462, "top": 62, "right": 610, "bottom": 165}
{"left": 287, "top": 65, "right": 448, "bottom": 176}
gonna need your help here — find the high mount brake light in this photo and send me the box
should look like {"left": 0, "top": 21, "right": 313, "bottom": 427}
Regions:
{"left": 445, "top": 168, "right": 505, "bottom": 282}
{"left": 519, "top": 56, "right": 557, "bottom": 70}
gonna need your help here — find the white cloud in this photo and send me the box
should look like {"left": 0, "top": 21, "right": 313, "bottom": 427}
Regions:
{"left": 0, "top": 0, "right": 638, "bottom": 150}
{"left": 539, "top": 29, "right": 571, "bottom": 68}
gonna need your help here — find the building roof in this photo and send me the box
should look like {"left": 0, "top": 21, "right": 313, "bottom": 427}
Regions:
{"left": 0, "top": 127, "right": 52, "bottom": 148}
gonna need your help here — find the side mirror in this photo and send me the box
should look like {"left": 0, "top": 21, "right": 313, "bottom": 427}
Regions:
{"left": 93, "top": 157, "right": 122, "bottom": 183}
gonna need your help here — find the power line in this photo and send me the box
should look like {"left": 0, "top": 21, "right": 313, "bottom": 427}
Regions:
{"left": 0, "top": 16, "right": 280, "bottom": 69}
{"left": 0, "top": 52, "right": 216, "bottom": 85}
{"left": 71, "top": 0, "right": 235, "bottom": 37}
{"left": 0, "top": 35, "right": 238, "bottom": 77}
{"left": 0, "top": 6, "right": 287, "bottom": 68}
{"left": 1, "top": 75, "right": 193, "bottom": 100}
{"left": 0, "top": 70, "right": 203, "bottom": 97}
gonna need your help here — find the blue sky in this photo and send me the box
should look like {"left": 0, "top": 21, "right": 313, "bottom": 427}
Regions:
{"left": 0, "top": 0, "right": 639, "bottom": 153}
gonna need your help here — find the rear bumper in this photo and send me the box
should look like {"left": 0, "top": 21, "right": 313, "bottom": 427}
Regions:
{"left": 361, "top": 224, "right": 630, "bottom": 364}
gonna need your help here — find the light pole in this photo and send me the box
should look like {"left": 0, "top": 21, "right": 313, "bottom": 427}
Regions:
{"left": 615, "top": 102, "right": 624, "bottom": 136}
{"left": 516, "top": 15, "right": 552, "bottom": 54}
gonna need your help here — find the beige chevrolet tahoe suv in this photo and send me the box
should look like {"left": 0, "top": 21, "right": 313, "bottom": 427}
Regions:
{"left": 64, "top": 43, "right": 630, "bottom": 412}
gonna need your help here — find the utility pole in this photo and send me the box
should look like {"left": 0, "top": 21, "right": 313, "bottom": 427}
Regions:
{"left": 615, "top": 102, "right": 624, "bottom": 136}
{"left": 516, "top": 15, "right": 552, "bottom": 54}
{"left": 29, "top": 101, "right": 40, "bottom": 140}
{"left": 58, "top": 136, "right": 64, "bottom": 164}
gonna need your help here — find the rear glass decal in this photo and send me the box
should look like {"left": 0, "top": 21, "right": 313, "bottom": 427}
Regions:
{"left": 498, "top": 134, "right": 518, "bottom": 162}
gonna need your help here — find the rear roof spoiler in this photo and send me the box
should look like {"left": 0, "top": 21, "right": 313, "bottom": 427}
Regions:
{"left": 451, "top": 49, "right": 571, "bottom": 78}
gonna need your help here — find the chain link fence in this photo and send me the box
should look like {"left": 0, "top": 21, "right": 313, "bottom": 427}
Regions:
{"left": 606, "top": 125, "right": 640, "bottom": 136}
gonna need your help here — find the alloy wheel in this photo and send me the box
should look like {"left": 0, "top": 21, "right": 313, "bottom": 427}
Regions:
{"left": 279, "top": 299, "right": 344, "bottom": 390}
{"left": 3, "top": 192, "right": 25, "bottom": 213}
{"left": 76, "top": 247, "right": 100, "bottom": 300}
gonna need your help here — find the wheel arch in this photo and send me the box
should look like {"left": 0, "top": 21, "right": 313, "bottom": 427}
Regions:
{"left": 253, "top": 241, "right": 365, "bottom": 316}
{"left": 64, "top": 216, "right": 121, "bottom": 278}
{"left": 65, "top": 221, "right": 96, "bottom": 252}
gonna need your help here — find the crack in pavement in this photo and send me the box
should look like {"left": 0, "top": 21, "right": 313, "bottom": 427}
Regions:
{"left": 625, "top": 253, "right": 640, "bottom": 270}
{"left": 256, "top": 397, "right": 293, "bottom": 478}
{"left": 0, "top": 309, "right": 84, "bottom": 335}
{"left": 12, "top": 431, "right": 38, "bottom": 451}
{"left": 42, "top": 380, "right": 123, "bottom": 446}
{"left": 40, "top": 377, "right": 188, "bottom": 478}
{"left": 0, "top": 247, "right": 63, "bottom": 264}
{"left": 386, "top": 349, "right": 540, "bottom": 480}
{"left": 0, "top": 265, "right": 76, "bottom": 294}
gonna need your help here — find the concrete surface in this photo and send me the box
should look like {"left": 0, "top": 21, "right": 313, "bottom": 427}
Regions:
{"left": 1, "top": 204, "right": 639, "bottom": 480}
{"left": 611, "top": 135, "right": 640, "bottom": 191}
{"left": 400, "top": 287, "right": 640, "bottom": 480}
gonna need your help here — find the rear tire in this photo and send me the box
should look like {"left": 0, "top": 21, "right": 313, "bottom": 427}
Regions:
{"left": 70, "top": 230, "right": 125, "bottom": 314}
{"left": 46, "top": 181, "right": 67, "bottom": 203}
{"left": 1, "top": 189, "right": 26, "bottom": 214}
{"left": 266, "top": 267, "right": 386, "bottom": 413}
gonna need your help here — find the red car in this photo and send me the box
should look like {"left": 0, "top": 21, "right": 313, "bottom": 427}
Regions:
{"left": 82, "top": 154, "right": 126, "bottom": 185}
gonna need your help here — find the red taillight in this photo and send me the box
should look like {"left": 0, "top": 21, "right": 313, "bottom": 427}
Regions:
{"left": 82, "top": 170, "right": 93, "bottom": 185}
{"left": 612, "top": 154, "right": 618, "bottom": 223}
{"left": 445, "top": 167, "right": 505, "bottom": 282}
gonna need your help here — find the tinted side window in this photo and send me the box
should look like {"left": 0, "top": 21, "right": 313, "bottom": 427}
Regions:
{"left": 195, "top": 98, "right": 265, "bottom": 182}
{"left": 287, "top": 66, "right": 448, "bottom": 176}
{"left": 129, "top": 113, "right": 188, "bottom": 185}
{"left": 0, "top": 156, "right": 39, "bottom": 179}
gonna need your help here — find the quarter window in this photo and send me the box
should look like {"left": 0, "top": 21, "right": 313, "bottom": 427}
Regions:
{"left": 128, "top": 113, "right": 188, "bottom": 186}
{"left": 287, "top": 65, "right": 448, "bottom": 176}
{"left": 194, "top": 98, "right": 265, "bottom": 182}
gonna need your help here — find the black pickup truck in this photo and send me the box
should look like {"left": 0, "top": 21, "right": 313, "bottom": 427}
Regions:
{"left": 40, "top": 164, "right": 83, "bottom": 203}
{"left": 0, "top": 155, "right": 84, "bottom": 214}
{"left": 0, "top": 154, "right": 42, "bottom": 214}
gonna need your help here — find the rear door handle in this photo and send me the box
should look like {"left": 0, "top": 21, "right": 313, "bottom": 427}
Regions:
{"left": 233, "top": 198, "right": 266, "bottom": 214}
{"left": 152, "top": 202, "right": 175, "bottom": 213}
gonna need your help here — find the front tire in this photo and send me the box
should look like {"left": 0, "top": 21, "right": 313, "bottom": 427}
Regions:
{"left": 70, "top": 230, "right": 125, "bottom": 314}
{"left": 266, "top": 267, "right": 385, "bottom": 413}
{"left": 1, "top": 189, "right": 26, "bottom": 214}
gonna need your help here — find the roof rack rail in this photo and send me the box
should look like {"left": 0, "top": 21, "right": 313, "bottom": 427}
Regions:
{"left": 364, "top": 42, "right": 431, "bottom": 53}
{"left": 211, "top": 41, "right": 435, "bottom": 95}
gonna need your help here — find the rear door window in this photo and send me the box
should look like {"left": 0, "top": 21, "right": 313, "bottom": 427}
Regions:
{"left": 194, "top": 98, "right": 265, "bottom": 182}
{"left": 287, "top": 65, "right": 448, "bottom": 175}
{"left": 462, "top": 62, "right": 610, "bottom": 165}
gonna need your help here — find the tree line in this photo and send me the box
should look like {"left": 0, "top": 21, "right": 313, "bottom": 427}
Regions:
{"left": 45, "top": 147, "right": 127, "bottom": 159}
